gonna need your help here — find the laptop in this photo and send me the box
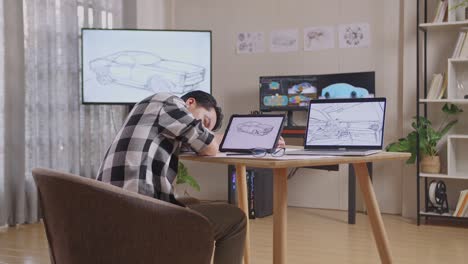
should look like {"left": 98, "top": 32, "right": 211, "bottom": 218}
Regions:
{"left": 219, "top": 114, "right": 285, "bottom": 153}
{"left": 286, "top": 98, "right": 386, "bottom": 156}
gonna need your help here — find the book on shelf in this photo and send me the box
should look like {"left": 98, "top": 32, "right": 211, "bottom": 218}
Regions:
{"left": 433, "top": 0, "right": 448, "bottom": 23}
{"left": 438, "top": 72, "right": 448, "bottom": 99}
{"left": 452, "top": 31, "right": 466, "bottom": 58}
{"left": 460, "top": 31, "right": 468, "bottom": 58}
{"left": 426, "top": 73, "right": 446, "bottom": 99}
{"left": 453, "top": 190, "right": 468, "bottom": 217}
{"left": 452, "top": 28, "right": 468, "bottom": 58}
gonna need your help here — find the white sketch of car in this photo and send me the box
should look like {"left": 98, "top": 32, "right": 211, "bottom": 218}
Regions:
{"left": 89, "top": 51, "right": 206, "bottom": 94}
{"left": 307, "top": 108, "right": 382, "bottom": 144}
{"left": 237, "top": 121, "right": 274, "bottom": 136}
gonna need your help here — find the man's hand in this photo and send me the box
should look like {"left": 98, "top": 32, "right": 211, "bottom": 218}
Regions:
{"left": 277, "top": 136, "right": 286, "bottom": 148}
{"left": 214, "top": 133, "right": 224, "bottom": 144}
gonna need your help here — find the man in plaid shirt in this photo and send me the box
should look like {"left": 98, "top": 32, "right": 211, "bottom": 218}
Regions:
{"left": 97, "top": 91, "right": 246, "bottom": 264}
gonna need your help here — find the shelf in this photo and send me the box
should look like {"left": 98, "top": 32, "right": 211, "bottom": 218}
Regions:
{"left": 419, "top": 21, "right": 468, "bottom": 31}
{"left": 420, "top": 211, "right": 468, "bottom": 219}
{"left": 419, "top": 99, "right": 468, "bottom": 103}
{"left": 449, "top": 58, "right": 468, "bottom": 63}
{"left": 448, "top": 134, "right": 468, "bottom": 139}
{"left": 420, "top": 173, "right": 468, "bottom": 180}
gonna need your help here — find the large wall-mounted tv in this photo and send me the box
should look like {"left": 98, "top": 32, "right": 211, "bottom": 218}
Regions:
{"left": 259, "top": 71, "right": 375, "bottom": 111}
{"left": 81, "top": 29, "right": 212, "bottom": 104}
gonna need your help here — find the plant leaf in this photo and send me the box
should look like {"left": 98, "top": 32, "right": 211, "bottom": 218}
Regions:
{"left": 442, "top": 103, "right": 463, "bottom": 115}
{"left": 181, "top": 175, "right": 201, "bottom": 191}
{"left": 439, "top": 119, "right": 458, "bottom": 137}
{"left": 176, "top": 162, "right": 201, "bottom": 192}
{"left": 449, "top": 0, "right": 468, "bottom": 11}
{"left": 386, "top": 131, "right": 418, "bottom": 164}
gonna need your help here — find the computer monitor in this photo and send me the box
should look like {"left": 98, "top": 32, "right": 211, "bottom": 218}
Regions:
{"left": 259, "top": 71, "right": 375, "bottom": 111}
{"left": 305, "top": 98, "right": 386, "bottom": 149}
{"left": 81, "top": 29, "right": 212, "bottom": 104}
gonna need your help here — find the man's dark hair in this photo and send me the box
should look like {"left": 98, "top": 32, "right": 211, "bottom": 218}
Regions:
{"left": 181, "top": 91, "right": 223, "bottom": 131}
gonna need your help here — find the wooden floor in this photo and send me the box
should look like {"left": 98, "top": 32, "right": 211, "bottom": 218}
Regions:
{"left": 1, "top": 208, "right": 468, "bottom": 264}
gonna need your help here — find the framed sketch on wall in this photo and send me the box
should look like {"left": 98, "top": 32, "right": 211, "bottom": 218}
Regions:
{"left": 304, "top": 26, "right": 335, "bottom": 51}
{"left": 270, "top": 29, "right": 299, "bottom": 52}
{"left": 338, "top": 23, "right": 371, "bottom": 49}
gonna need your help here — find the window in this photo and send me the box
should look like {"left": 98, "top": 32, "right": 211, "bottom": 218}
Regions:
{"left": 101, "top": 10, "right": 107, "bottom": 28}
{"left": 88, "top": 7, "right": 94, "bottom": 27}
{"left": 77, "top": 5, "right": 84, "bottom": 29}
{"left": 107, "top": 12, "right": 113, "bottom": 29}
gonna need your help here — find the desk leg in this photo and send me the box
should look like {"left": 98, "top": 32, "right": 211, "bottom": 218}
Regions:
{"left": 354, "top": 163, "right": 393, "bottom": 264}
{"left": 348, "top": 171, "right": 356, "bottom": 224}
{"left": 235, "top": 164, "right": 250, "bottom": 264}
{"left": 273, "top": 168, "right": 288, "bottom": 264}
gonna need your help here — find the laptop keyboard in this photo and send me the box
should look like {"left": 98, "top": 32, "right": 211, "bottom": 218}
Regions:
{"left": 285, "top": 149, "right": 381, "bottom": 156}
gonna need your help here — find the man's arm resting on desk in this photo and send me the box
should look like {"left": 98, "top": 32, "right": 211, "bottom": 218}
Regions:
{"left": 197, "top": 133, "right": 223, "bottom": 156}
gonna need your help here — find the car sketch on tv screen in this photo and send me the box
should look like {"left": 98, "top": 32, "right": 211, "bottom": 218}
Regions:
{"left": 90, "top": 51, "right": 206, "bottom": 94}
{"left": 82, "top": 29, "right": 211, "bottom": 104}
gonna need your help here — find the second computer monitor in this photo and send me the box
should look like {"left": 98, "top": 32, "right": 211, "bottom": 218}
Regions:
{"left": 259, "top": 71, "right": 375, "bottom": 111}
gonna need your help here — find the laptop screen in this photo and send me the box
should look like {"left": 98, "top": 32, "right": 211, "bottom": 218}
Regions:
{"left": 305, "top": 98, "right": 386, "bottom": 149}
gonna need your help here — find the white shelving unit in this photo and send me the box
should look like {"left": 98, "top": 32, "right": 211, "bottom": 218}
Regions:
{"left": 447, "top": 135, "right": 468, "bottom": 177}
{"left": 417, "top": 0, "right": 468, "bottom": 225}
{"left": 448, "top": 59, "right": 468, "bottom": 100}
{"left": 419, "top": 135, "right": 468, "bottom": 180}
{"left": 419, "top": 98, "right": 468, "bottom": 103}
{"left": 420, "top": 173, "right": 468, "bottom": 180}
{"left": 419, "top": 210, "right": 467, "bottom": 220}
{"left": 419, "top": 21, "right": 468, "bottom": 31}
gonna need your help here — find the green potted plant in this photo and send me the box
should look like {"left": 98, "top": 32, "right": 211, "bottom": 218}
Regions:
{"left": 175, "top": 161, "right": 201, "bottom": 196}
{"left": 386, "top": 103, "right": 463, "bottom": 173}
{"left": 450, "top": 0, "right": 468, "bottom": 18}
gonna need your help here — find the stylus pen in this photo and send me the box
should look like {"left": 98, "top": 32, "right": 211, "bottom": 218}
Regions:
{"left": 226, "top": 153, "right": 253, "bottom": 156}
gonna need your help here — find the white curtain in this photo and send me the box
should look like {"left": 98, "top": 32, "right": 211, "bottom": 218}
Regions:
{"left": 78, "top": 0, "right": 127, "bottom": 177}
{"left": 0, "top": 0, "right": 126, "bottom": 226}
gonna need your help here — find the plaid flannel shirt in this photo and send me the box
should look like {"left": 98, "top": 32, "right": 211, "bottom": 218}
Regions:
{"left": 96, "top": 93, "right": 214, "bottom": 205}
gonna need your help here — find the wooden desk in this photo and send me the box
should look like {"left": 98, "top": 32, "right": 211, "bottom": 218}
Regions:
{"left": 180, "top": 152, "right": 410, "bottom": 264}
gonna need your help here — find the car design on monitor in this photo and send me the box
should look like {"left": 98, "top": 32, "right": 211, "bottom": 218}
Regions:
{"left": 237, "top": 121, "right": 274, "bottom": 136}
{"left": 89, "top": 51, "right": 206, "bottom": 94}
{"left": 288, "top": 82, "right": 317, "bottom": 95}
{"left": 321, "top": 83, "right": 370, "bottom": 99}
{"left": 288, "top": 94, "right": 313, "bottom": 106}
{"left": 263, "top": 95, "right": 288, "bottom": 106}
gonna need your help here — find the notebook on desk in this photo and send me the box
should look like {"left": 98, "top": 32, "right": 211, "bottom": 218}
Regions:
{"left": 286, "top": 98, "right": 386, "bottom": 156}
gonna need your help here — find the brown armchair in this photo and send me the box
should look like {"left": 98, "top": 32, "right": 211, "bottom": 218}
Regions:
{"left": 32, "top": 168, "right": 214, "bottom": 264}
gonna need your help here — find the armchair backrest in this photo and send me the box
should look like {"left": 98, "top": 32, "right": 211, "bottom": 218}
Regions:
{"left": 32, "top": 168, "right": 214, "bottom": 264}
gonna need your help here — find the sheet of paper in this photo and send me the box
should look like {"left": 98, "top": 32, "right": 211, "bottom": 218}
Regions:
{"left": 236, "top": 32, "right": 265, "bottom": 54}
{"left": 304, "top": 26, "right": 335, "bottom": 51}
{"left": 270, "top": 29, "right": 299, "bottom": 52}
{"left": 338, "top": 23, "right": 371, "bottom": 48}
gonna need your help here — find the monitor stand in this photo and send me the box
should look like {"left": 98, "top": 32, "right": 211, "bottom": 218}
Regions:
{"left": 283, "top": 110, "right": 305, "bottom": 133}
{"left": 287, "top": 110, "right": 294, "bottom": 128}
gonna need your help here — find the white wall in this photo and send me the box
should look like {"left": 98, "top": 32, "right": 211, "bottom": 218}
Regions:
{"left": 165, "top": 0, "right": 407, "bottom": 214}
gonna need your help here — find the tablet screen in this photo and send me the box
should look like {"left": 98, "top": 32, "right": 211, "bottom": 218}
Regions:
{"left": 220, "top": 115, "right": 285, "bottom": 152}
